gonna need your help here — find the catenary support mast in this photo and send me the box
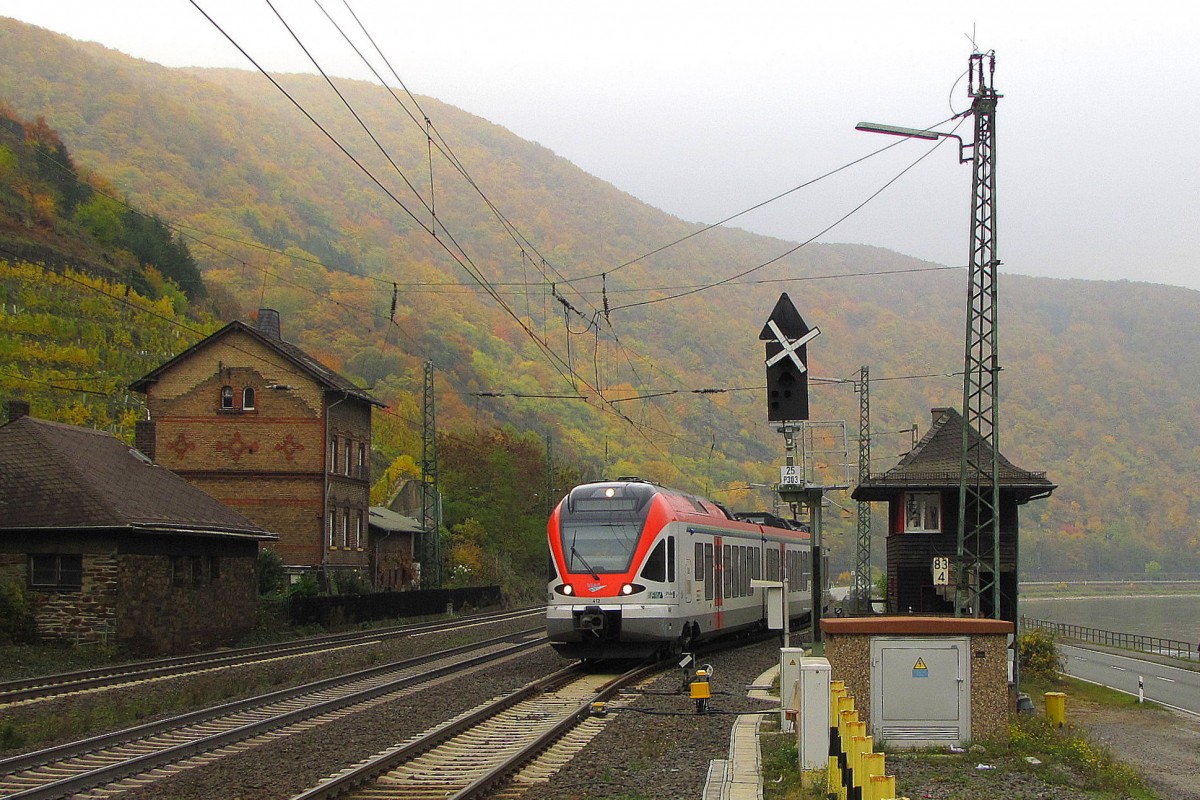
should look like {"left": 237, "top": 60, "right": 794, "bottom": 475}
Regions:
{"left": 421, "top": 359, "right": 440, "bottom": 589}
{"left": 854, "top": 366, "right": 872, "bottom": 614}
{"left": 955, "top": 52, "right": 1002, "bottom": 618}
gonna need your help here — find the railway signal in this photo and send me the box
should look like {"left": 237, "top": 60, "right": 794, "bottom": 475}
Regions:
{"left": 760, "top": 292, "right": 819, "bottom": 422}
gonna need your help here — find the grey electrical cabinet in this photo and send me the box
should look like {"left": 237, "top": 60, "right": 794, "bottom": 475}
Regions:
{"left": 870, "top": 636, "right": 969, "bottom": 747}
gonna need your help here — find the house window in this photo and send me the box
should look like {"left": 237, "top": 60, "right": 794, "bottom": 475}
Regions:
{"left": 341, "top": 508, "right": 351, "bottom": 548}
{"left": 357, "top": 442, "right": 366, "bottom": 468}
{"left": 354, "top": 509, "right": 363, "bottom": 549}
{"left": 330, "top": 436, "right": 339, "bottom": 474}
{"left": 328, "top": 510, "right": 337, "bottom": 548}
{"left": 30, "top": 554, "right": 83, "bottom": 590}
{"left": 171, "top": 555, "right": 219, "bottom": 586}
{"left": 220, "top": 386, "right": 234, "bottom": 409}
{"left": 904, "top": 492, "right": 942, "bottom": 533}
{"left": 242, "top": 387, "right": 256, "bottom": 410}
{"left": 344, "top": 439, "right": 352, "bottom": 475}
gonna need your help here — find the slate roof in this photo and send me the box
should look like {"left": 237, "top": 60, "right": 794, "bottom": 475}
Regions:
{"left": 129, "top": 319, "right": 383, "bottom": 407}
{"left": 853, "top": 407, "right": 1055, "bottom": 502}
{"left": 368, "top": 506, "right": 424, "bottom": 534}
{"left": 0, "top": 416, "right": 275, "bottom": 539}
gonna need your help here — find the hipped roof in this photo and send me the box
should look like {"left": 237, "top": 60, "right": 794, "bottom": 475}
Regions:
{"left": 852, "top": 407, "right": 1055, "bottom": 504}
{"left": 0, "top": 416, "right": 275, "bottom": 539}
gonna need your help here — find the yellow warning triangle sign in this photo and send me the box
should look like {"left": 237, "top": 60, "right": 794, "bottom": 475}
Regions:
{"left": 913, "top": 658, "right": 927, "bottom": 671}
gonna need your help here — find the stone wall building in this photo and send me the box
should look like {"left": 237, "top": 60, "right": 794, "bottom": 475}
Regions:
{"left": 0, "top": 404, "right": 275, "bottom": 654}
{"left": 130, "top": 309, "right": 383, "bottom": 583}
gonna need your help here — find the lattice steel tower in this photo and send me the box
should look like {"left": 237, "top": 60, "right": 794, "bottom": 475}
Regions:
{"left": 854, "top": 365, "right": 872, "bottom": 614}
{"left": 421, "top": 359, "right": 441, "bottom": 589}
{"left": 956, "top": 52, "right": 1002, "bottom": 618}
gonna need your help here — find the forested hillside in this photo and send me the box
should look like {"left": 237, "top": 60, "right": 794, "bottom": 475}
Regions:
{"left": 1, "top": 17, "right": 1197, "bottom": 580}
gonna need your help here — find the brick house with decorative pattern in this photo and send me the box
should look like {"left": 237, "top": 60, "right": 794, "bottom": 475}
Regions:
{"left": 0, "top": 404, "right": 275, "bottom": 654}
{"left": 130, "top": 309, "right": 383, "bottom": 583}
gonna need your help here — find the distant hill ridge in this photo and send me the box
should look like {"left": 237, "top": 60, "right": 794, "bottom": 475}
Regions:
{"left": 0, "top": 16, "right": 1197, "bottom": 577}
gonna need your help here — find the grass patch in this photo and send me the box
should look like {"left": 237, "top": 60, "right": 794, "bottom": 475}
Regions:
{"left": 761, "top": 721, "right": 826, "bottom": 800}
{"left": 1025, "top": 673, "right": 1162, "bottom": 711}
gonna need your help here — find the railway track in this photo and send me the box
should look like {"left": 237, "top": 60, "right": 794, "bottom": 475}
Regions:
{"left": 0, "top": 607, "right": 542, "bottom": 707}
{"left": 0, "top": 629, "right": 547, "bottom": 800}
{"left": 292, "top": 660, "right": 663, "bottom": 800}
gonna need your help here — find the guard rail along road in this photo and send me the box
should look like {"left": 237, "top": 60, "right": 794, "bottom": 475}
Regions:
{"left": 1020, "top": 616, "right": 1199, "bottom": 661}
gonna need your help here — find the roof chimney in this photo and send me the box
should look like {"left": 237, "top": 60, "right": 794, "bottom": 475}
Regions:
{"left": 931, "top": 407, "right": 954, "bottom": 423}
{"left": 7, "top": 400, "right": 30, "bottom": 423}
{"left": 256, "top": 308, "right": 282, "bottom": 340}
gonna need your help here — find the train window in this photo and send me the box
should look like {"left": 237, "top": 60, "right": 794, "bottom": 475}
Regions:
{"left": 766, "top": 549, "right": 778, "bottom": 582}
{"left": 695, "top": 543, "right": 704, "bottom": 581}
{"left": 723, "top": 544, "right": 732, "bottom": 598}
{"left": 641, "top": 540, "right": 667, "bottom": 582}
{"left": 741, "top": 547, "right": 749, "bottom": 596}
{"left": 667, "top": 536, "right": 675, "bottom": 582}
{"left": 560, "top": 521, "right": 642, "bottom": 573}
{"left": 703, "top": 544, "right": 714, "bottom": 600}
{"left": 731, "top": 546, "right": 740, "bottom": 598}
{"left": 752, "top": 549, "right": 761, "bottom": 581}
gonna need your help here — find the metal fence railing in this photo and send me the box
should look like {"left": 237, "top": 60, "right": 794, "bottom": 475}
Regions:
{"left": 1021, "top": 616, "right": 1199, "bottom": 662}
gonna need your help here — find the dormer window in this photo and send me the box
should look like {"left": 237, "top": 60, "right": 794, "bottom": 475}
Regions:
{"left": 220, "top": 386, "right": 234, "bottom": 410}
{"left": 242, "top": 387, "right": 256, "bottom": 410}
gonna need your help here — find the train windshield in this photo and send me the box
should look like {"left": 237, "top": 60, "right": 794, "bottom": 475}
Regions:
{"left": 559, "top": 482, "right": 656, "bottom": 575}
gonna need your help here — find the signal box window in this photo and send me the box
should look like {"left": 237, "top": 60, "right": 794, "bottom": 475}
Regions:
{"left": 220, "top": 386, "right": 234, "bottom": 409}
{"left": 904, "top": 492, "right": 942, "bottom": 533}
{"left": 242, "top": 387, "right": 256, "bottom": 410}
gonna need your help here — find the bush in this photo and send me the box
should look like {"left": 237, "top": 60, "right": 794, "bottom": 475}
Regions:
{"left": 289, "top": 573, "right": 320, "bottom": 598}
{"left": 257, "top": 548, "right": 286, "bottom": 596}
{"left": 1018, "top": 626, "right": 1063, "bottom": 680}
{"left": 0, "top": 581, "right": 37, "bottom": 645}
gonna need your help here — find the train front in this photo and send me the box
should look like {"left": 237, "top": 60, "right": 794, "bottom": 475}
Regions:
{"left": 545, "top": 480, "right": 677, "bottom": 659}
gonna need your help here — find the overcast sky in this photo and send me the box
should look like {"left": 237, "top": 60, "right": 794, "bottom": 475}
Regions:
{"left": 3, "top": 1, "right": 1197, "bottom": 292}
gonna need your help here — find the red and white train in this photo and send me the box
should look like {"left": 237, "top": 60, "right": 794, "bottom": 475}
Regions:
{"left": 546, "top": 478, "right": 827, "bottom": 660}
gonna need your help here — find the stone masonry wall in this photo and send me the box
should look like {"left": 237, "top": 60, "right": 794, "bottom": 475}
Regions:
{"left": 0, "top": 552, "right": 121, "bottom": 646}
{"left": 117, "top": 552, "right": 258, "bottom": 655}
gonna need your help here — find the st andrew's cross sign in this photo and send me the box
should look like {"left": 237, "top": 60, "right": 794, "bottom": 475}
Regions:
{"left": 760, "top": 293, "right": 819, "bottom": 422}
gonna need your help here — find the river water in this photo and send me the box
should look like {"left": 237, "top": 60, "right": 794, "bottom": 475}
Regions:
{"left": 1020, "top": 592, "right": 1200, "bottom": 646}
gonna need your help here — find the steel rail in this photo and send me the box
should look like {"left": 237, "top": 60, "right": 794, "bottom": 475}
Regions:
{"left": 291, "top": 660, "right": 662, "bottom": 800}
{"left": 0, "top": 631, "right": 546, "bottom": 800}
{"left": 450, "top": 661, "right": 661, "bottom": 800}
{"left": 0, "top": 607, "right": 542, "bottom": 705}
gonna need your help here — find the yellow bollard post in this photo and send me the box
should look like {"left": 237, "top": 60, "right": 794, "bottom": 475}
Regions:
{"left": 861, "top": 752, "right": 885, "bottom": 800}
{"left": 851, "top": 734, "right": 872, "bottom": 796}
{"left": 1044, "top": 691, "right": 1066, "bottom": 728}
{"left": 868, "top": 774, "right": 896, "bottom": 800}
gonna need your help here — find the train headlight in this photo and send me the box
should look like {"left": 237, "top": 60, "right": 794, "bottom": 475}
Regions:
{"left": 621, "top": 583, "right": 643, "bottom": 595}
{"left": 560, "top": 584, "right": 574, "bottom": 596}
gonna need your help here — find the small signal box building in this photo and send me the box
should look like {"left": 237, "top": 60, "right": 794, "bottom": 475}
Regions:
{"left": 852, "top": 407, "right": 1055, "bottom": 624}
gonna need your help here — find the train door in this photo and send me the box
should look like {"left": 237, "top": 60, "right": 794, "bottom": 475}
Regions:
{"left": 713, "top": 535, "right": 724, "bottom": 629}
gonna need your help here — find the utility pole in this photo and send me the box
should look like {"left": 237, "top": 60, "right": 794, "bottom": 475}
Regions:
{"left": 955, "top": 52, "right": 1002, "bottom": 619}
{"left": 854, "top": 366, "right": 872, "bottom": 614}
{"left": 421, "top": 360, "right": 440, "bottom": 589}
